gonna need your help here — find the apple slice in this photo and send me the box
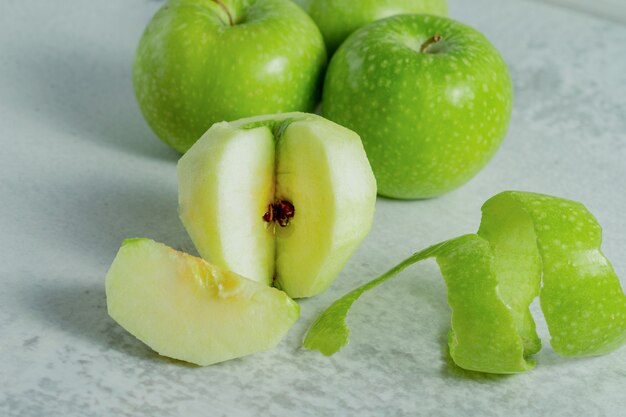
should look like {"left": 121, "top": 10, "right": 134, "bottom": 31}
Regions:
{"left": 176, "top": 123, "right": 276, "bottom": 287}
{"left": 105, "top": 238, "right": 299, "bottom": 366}
{"left": 178, "top": 113, "right": 377, "bottom": 298}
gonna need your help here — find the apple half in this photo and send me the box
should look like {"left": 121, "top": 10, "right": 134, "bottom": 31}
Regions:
{"left": 178, "top": 113, "right": 377, "bottom": 298}
{"left": 105, "top": 238, "right": 299, "bottom": 366}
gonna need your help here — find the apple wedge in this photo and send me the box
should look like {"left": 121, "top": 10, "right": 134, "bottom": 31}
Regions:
{"left": 105, "top": 238, "right": 299, "bottom": 366}
{"left": 178, "top": 113, "right": 377, "bottom": 298}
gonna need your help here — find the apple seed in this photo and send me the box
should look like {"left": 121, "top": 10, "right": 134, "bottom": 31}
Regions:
{"left": 263, "top": 200, "right": 295, "bottom": 227}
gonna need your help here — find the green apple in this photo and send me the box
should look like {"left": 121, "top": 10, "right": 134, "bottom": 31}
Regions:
{"left": 133, "top": 0, "right": 326, "bottom": 153}
{"left": 177, "top": 113, "right": 377, "bottom": 298}
{"left": 301, "top": 0, "right": 448, "bottom": 53}
{"left": 323, "top": 14, "right": 513, "bottom": 199}
{"left": 105, "top": 238, "right": 299, "bottom": 366}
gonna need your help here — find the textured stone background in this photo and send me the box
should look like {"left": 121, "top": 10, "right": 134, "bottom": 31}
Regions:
{"left": 533, "top": 0, "right": 626, "bottom": 24}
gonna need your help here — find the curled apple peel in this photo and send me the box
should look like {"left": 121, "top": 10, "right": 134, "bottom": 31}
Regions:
{"left": 303, "top": 191, "right": 626, "bottom": 374}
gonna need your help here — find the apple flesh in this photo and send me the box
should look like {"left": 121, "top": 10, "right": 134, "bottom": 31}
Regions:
{"left": 302, "top": 0, "right": 448, "bottom": 53}
{"left": 177, "top": 113, "right": 377, "bottom": 298}
{"left": 133, "top": 0, "right": 326, "bottom": 153}
{"left": 323, "top": 14, "right": 513, "bottom": 199}
{"left": 105, "top": 238, "right": 299, "bottom": 366}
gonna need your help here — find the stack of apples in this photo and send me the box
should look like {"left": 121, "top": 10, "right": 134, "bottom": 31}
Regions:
{"left": 106, "top": 0, "right": 513, "bottom": 366}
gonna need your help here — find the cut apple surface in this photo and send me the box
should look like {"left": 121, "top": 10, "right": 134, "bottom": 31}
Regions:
{"left": 178, "top": 113, "right": 377, "bottom": 298}
{"left": 105, "top": 238, "right": 299, "bottom": 366}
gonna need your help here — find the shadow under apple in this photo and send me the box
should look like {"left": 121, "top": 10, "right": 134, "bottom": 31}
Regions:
{"left": 7, "top": 36, "right": 178, "bottom": 162}
{"left": 24, "top": 279, "right": 201, "bottom": 368}
{"left": 25, "top": 280, "right": 156, "bottom": 362}
{"left": 31, "top": 167, "right": 195, "bottom": 267}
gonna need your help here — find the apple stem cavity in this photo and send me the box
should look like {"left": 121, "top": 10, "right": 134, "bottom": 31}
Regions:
{"left": 263, "top": 200, "right": 295, "bottom": 227}
{"left": 420, "top": 34, "right": 443, "bottom": 54}
{"left": 212, "top": 0, "right": 234, "bottom": 26}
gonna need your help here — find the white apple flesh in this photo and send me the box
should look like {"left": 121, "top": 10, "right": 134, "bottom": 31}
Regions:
{"left": 178, "top": 113, "right": 377, "bottom": 298}
{"left": 177, "top": 125, "right": 276, "bottom": 286}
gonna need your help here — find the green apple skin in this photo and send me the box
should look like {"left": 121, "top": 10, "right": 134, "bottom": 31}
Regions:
{"left": 303, "top": 0, "right": 448, "bottom": 53}
{"left": 133, "top": 0, "right": 327, "bottom": 153}
{"left": 323, "top": 14, "right": 513, "bottom": 199}
{"left": 304, "top": 191, "right": 626, "bottom": 373}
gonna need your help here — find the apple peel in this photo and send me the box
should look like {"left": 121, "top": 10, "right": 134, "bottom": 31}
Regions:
{"left": 303, "top": 191, "right": 626, "bottom": 374}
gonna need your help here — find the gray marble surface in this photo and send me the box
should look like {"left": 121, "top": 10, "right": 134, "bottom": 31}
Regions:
{"left": 533, "top": 0, "right": 626, "bottom": 24}
{"left": 2, "top": 0, "right": 626, "bottom": 415}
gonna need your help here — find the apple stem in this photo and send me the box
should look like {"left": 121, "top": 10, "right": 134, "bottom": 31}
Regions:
{"left": 420, "top": 35, "right": 443, "bottom": 53}
{"left": 212, "top": 0, "right": 234, "bottom": 26}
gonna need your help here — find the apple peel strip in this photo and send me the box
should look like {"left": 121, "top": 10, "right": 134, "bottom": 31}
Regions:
{"left": 303, "top": 191, "right": 626, "bottom": 374}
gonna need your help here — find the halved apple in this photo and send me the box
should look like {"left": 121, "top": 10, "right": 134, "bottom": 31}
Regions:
{"left": 178, "top": 113, "right": 377, "bottom": 298}
{"left": 105, "top": 238, "right": 299, "bottom": 366}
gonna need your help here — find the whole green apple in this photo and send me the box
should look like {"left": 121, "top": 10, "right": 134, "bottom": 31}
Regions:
{"left": 301, "top": 0, "right": 448, "bottom": 53}
{"left": 323, "top": 14, "right": 513, "bottom": 199}
{"left": 133, "top": 0, "right": 326, "bottom": 153}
